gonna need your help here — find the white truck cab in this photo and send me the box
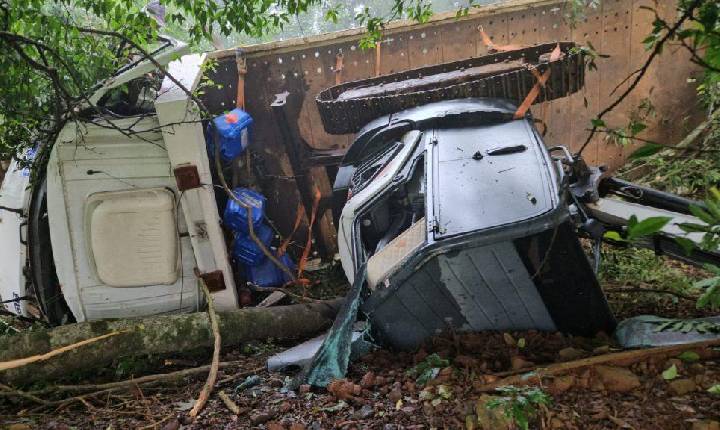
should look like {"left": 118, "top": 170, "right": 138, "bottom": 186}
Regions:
{"left": 0, "top": 40, "right": 241, "bottom": 324}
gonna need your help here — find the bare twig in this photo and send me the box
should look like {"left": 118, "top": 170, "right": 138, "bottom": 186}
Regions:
{"left": 188, "top": 278, "right": 221, "bottom": 419}
{"left": 578, "top": 0, "right": 704, "bottom": 155}
{"left": 218, "top": 390, "right": 241, "bottom": 415}
{"left": 475, "top": 337, "right": 720, "bottom": 392}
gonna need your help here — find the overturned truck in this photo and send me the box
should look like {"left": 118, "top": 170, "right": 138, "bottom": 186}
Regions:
{"left": 0, "top": 34, "right": 718, "bottom": 359}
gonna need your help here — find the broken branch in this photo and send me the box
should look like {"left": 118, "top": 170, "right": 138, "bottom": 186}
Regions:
{"left": 189, "top": 279, "right": 221, "bottom": 418}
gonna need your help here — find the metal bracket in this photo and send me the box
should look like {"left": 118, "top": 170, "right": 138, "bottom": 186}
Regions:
{"left": 173, "top": 164, "right": 202, "bottom": 191}
{"left": 198, "top": 270, "right": 226, "bottom": 292}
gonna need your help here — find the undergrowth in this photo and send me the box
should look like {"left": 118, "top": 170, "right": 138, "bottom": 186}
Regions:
{"left": 599, "top": 247, "right": 702, "bottom": 294}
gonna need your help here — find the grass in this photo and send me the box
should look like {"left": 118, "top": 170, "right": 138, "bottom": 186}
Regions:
{"left": 599, "top": 246, "right": 701, "bottom": 294}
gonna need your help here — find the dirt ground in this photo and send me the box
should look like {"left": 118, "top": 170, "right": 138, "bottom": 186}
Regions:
{"left": 1, "top": 254, "right": 720, "bottom": 430}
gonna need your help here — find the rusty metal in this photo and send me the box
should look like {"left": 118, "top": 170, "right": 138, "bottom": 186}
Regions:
{"left": 270, "top": 91, "right": 331, "bottom": 257}
{"left": 198, "top": 270, "right": 226, "bottom": 292}
{"left": 316, "top": 42, "right": 584, "bottom": 134}
{"left": 173, "top": 164, "right": 201, "bottom": 191}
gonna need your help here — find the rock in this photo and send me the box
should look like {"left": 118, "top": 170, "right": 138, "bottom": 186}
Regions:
{"left": 328, "top": 379, "right": 357, "bottom": 400}
{"left": 692, "top": 420, "right": 720, "bottom": 430}
{"left": 250, "top": 412, "right": 275, "bottom": 426}
{"left": 360, "top": 371, "right": 376, "bottom": 388}
{"left": 475, "top": 395, "right": 512, "bottom": 430}
{"left": 668, "top": 378, "right": 697, "bottom": 396}
{"left": 354, "top": 404, "right": 374, "bottom": 420}
{"left": 161, "top": 419, "right": 180, "bottom": 430}
{"left": 388, "top": 389, "right": 403, "bottom": 403}
{"left": 548, "top": 375, "right": 576, "bottom": 395}
{"left": 550, "top": 418, "right": 567, "bottom": 429}
{"left": 455, "top": 355, "right": 479, "bottom": 368}
{"left": 666, "top": 358, "right": 684, "bottom": 372}
{"left": 279, "top": 401, "right": 292, "bottom": 413}
{"left": 511, "top": 356, "right": 534, "bottom": 370}
{"left": 593, "top": 345, "right": 611, "bottom": 354}
{"left": 558, "top": 347, "right": 585, "bottom": 361}
{"left": 298, "top": 384, "right": 311, "bottom": 394}
{"left": 594, "top": 365, "right": 640, "bottom": 392}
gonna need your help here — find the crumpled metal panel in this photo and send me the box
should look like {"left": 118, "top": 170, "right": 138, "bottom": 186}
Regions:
{"left": 316, "top": 42, "right": 584, "bottom": 134}
{"left": 364, "top": 241, "right": 556, "bottom": 351}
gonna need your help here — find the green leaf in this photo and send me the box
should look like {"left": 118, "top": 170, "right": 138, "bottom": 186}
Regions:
{"left": 629, "top": 143, "right": 663, "bottom": 159}
{"left": 689, "top": 204, "right": 716, "bottom": 225}
{"left": 709, "top": 385, "right": 720, "bottom": 395}
{"left": 626, "top": 216, "right": 671, "bottom": 241}
{"left": 603, "top": 231, "right": 625, "bottom": 242}
{"left": 677, "top": 351, "right": 700, "bottom": 362}
{"left": 591, "top": 118, "right": 606, "bottom": 128}
{"left": 675, "top": 237, "right": 696, "bottom": 256}
{"left": 662, "top": 364, "right": 678, "bottom": 380}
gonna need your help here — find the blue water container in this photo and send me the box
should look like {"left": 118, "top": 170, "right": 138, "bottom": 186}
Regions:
{"left": 209, "top": 108, "right": 253, "bottom": 162}
{"left": 246, "top": 253, "right": 296, "bottom": 288}
{"left": 223, "top": 188, "right": 266, "bottom": 233}
{"left": 231, "top": 223, "right": 274, "bottom": 265}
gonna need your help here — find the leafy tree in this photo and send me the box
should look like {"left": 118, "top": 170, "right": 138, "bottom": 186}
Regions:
{"left": 2, "top": 0, "right": 474, "bottom": 159}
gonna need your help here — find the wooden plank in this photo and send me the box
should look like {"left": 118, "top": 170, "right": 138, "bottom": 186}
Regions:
{"left": 569, "top": 2, "right": 603, "bottom": 163}
{"left": 535, "top": 4, "right": 572, "bottom": 150}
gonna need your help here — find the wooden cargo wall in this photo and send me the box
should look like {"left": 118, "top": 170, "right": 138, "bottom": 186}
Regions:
{"left": 202, "top": 0, "right": 704, "bottom": 257}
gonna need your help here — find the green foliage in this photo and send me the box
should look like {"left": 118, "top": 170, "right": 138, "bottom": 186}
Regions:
{"left": 603, "top": 215, "right": 671, "bottom": 242}
{"left": 662, "top": 364, "right": 678, "bottom": 380}
{"left": 599, "top": 247, "right": 698, "bottom": 294}
{"left": 486, "top": 386, "right": 551, "bottom": 430}
{"left": 654, "top": 318, "right": 720, "bottom": 334}
{"left": 407, "top": 353, "right": 449, "bottom": 385}
{"left": 692, "top": 264, "right": 720, "bottom": 310}
{"left": 709, "top": 384, "right": 720, "bottom": 395}
{"left": 677, "top": 351, "right": 700, "bottom": 362}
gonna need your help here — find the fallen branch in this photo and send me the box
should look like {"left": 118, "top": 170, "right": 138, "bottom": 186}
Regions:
{"left": 0, "top": 299, "right": 343, "bottom": 385}
{"left": 475, "top": 337, "right": 720, "bottom": 392}
{"left": 0, "top": 330, "right": 123, "bottom": 372}
{"left": 189, "top": 279, "right": 221, "bottom": 418}
{"left": 218, "top": 390, "right": 241, "bottom": 415}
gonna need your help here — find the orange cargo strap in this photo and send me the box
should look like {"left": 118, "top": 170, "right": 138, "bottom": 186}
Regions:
{"left": 335, "top": 53, "right": 344, "bottom": 85}
{"left": 478, "top": 25, "right": 524, "bottom": 53}
{"left": 235, "top": 50, "right": 247, "bottom": 109}
{"left": 278, "top": 202, "right": 304, "bottom": 257}
{"left": 297, "top": 187, "right": 322, "bottom": 280}
{"left": 513, "top": 44, "right": 562, "bottom": 119}
{"left": 374, "top": 41, "right": 381, "bottom": 77}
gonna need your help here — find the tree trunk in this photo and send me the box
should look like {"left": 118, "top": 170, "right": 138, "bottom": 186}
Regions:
{"left": 0, "top": 299, "right": 343, "bottom": 385}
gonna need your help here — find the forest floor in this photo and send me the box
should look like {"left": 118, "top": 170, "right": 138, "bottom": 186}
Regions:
{"left": 1, "top": 248, "right": 720, "bottom": 430}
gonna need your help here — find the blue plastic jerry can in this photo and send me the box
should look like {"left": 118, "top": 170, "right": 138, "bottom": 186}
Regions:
{"left": 209, "top": 108, "right": 253, "bottom": 162}
{"left": 231, "top": 223, "right": 274, "bottom": 266}
{"left": 246, "top": 253, "right": 296, "bottom": 288}
{"left": 223, "top": 187, "right": 266, "bottom": 233}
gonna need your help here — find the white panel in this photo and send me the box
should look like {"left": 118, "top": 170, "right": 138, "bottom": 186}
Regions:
{"left": 0, "top": 159, "right": 31, "bottom": 316}
{"left": 88, "top": 189, "right": 178, "bottom": 287}
{"left": 155, "top": 53, "right": 239, "bottom": 311}
{"left": 48, "top": 116, "right": 200, "bottom": 321}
